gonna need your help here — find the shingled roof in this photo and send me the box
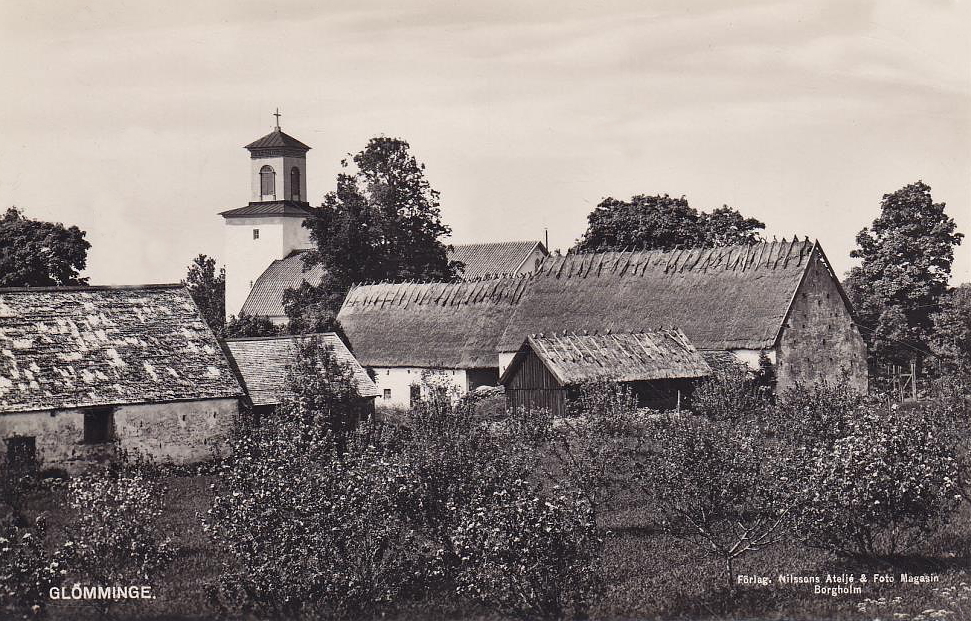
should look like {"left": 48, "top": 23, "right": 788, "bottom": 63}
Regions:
{"left": 244, "top": 128, "right": 311, "bottom": 151}
{"left": 449, "top": 241, "right": 548, "bottom": 278}
{"left": 224, "top": 334, "right": 378, "bottom": 405}
{"left": 219, "top": 201, "right": 313, "bottom": 219}
{"left": 338, "top": 277, "right": 530, "bottom": 368}
{"left": 240, "top": 250, "right": 325, "bottom": 318}
{"left": 0, "top": 285, "right": 243, "bottom": 414}
{"left": 500, "top": 329, "right": 712, "bottom": 386}
{"left": 497, "top": 239, "right": 822, "bottom": 352}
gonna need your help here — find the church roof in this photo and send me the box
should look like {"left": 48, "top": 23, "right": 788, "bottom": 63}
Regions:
{"left": 219, "top": 201, "right": 313, "bottom": 218}
{"left": 244, "top": 128, "right": 311, "bottom": 151}
{"left": 0, "top": 285, "right": 244, "bottom": 414}
{"left": 224, "top": 333, "right": 379, "bottom": 405}
{"left": 240, "top": 251, "right": 325, "bottom": 318}
{"left": 449, "top": 241, "right": 548, "bottom": 278}
{"left": 500, "top": 329, "right": 712, "bottom": 386}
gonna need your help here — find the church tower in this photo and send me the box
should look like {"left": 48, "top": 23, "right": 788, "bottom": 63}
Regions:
{"left": 220, "top": 111, "right": 314, "bottom": 320}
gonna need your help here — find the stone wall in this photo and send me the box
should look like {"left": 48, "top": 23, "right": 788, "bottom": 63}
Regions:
{"left": 775, "top": 253, "right": 868, "bottom": 394}
{"left": 0, "top": 398, "right": 238, "bottom": 474}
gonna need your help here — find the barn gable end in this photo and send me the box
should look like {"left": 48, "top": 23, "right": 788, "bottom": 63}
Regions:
{"left": 775, "top": 245, "right": 868, "bottom": 392}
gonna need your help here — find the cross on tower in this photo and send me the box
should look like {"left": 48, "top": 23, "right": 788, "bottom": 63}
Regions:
{"left": 273, "top": 108, "right": 281, "bottom": 130}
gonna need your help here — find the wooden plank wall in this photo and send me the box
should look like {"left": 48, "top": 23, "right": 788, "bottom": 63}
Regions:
{"left": 505, "top": 350, "right": 567, "bottom": 417}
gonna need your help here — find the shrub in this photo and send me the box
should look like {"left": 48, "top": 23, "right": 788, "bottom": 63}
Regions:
{"left": 451, "top": 478, "right": 602, "bottom": 620}
{"left": 772, "top": 379, "right": 867, "bottom": 447}
{"left": 206, "top": 413, "right": 417, "bottom": 620}
{"left": 60, "top": 473, "right": 174, "bottom": 616}
{"left": 796, "top": 402, "right": 961, "bottom": 556}
{"left": 399, "top": 391, "right": 534, "bottom": 577}
{"left": 285, "top": 336, "right": 371, "bottom": 439}
{"left": 691, "top": 362, "right": 770, "bottom": 421}
{"left": 0, "top": 516, "right": 62, "bottom": 619}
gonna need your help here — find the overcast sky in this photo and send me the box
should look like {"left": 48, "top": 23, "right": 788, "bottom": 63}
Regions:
{"left": 0, "top": 0, "right": 968, "bottom": 285}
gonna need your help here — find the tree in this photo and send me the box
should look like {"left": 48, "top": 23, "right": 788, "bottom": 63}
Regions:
{"left": 183, "top": 254, "right": 225, "bottom": 335}
{"left": 573, "top": 195, "right": 764, "bottom": 252}
{"left": 636, "top": 414, "right": 798, "bottom": 595}
{"left": 289, "top": 137, "right": 459, "bottom": 328}
{"left": 931, "top": 284, "right": 971, "bottom": 374}
{"left": 224, "top": 312, "right": 281, "bottom": 338}
{"left": 281, "top": 276, "right": 347, "bottom": 337}
{"left": 844, "top": 181, "right": 964, "bottom": 366}
{"left": 0, "top": 207, "right": 91, "bottom": 287}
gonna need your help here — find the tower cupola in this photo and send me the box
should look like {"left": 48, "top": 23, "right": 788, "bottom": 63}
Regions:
{"left": 244, "top": 109, "right": 311, "bottom": 203}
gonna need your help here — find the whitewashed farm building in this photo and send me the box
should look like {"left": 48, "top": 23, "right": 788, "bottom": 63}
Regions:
{"left": 0, "top": 285, "right": 244, "bottom": 473}
{"left": 339, "top": 239, "right": 868, "bottom": 406}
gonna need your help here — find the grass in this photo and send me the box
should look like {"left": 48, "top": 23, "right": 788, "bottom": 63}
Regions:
{"left": 11, "top": 474, "right": 970, "bottom": 620}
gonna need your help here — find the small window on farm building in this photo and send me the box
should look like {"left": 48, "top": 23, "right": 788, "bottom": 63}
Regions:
{"left": 253, "top": 229, "right": 260, "bottom": 240}
{"left": 383, "top": 389, "right": 391, "bottom": 400}
{"left": 83, "top": 407, "right": 114, "bottom": 444}
{"left": 410, "top": 385, "right": 421, "bottom": 407}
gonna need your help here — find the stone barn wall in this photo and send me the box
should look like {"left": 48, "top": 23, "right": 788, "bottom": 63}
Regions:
{"left": 0, "top": 398, "right": 238, "bottom": 474}
{"left": 775, "top": 253, "right": 868, "bottom": 394}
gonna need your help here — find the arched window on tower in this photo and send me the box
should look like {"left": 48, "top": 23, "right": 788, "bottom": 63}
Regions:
{"left": 290, "top": 167, "right": 301, "bottom": 201}
{"left": 260, "top": 165, "right": 276, "bottom": 198}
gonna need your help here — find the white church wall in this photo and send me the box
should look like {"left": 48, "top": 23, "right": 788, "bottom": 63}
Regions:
{"left": 224, "top": 216, "right": 307, "bottom": 319}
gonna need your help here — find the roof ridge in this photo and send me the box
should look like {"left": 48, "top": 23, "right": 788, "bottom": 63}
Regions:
{"left": 0, "top": 283, "right": 184, "bottom": 293}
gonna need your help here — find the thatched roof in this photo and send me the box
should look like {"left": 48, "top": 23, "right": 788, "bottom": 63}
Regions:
{"left": 337, "top": 277, "right": 530, "bottom": 368}
{"left": 240, "top": 250, "right": 325, "bottom": 318}
{"left": 449, "top": 241, "right": 547, "bottom": 278}
{"left": 224, "top": 333, "right": 378, "bottom": 405}
{"left": 337, "top": 239, "right": 842, "bottom": 370}
{"left": 497, "top": 239, "right": 819, "bottom": 352}
{"left": 500, "top": 329, "right": 711, "bottom": 386}
{"left": 0, "top": 285, "right": 244, "bottom": 414}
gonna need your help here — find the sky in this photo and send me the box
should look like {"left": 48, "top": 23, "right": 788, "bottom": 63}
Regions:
{"left": 0, "top": 0, "right": 968, "bottom": 285}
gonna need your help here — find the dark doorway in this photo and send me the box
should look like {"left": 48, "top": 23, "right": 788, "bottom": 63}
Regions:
{"left": 6, "top": 436, "right": 37, "bottom": 471}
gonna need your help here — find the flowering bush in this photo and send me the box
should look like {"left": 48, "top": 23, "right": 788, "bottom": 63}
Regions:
{"left": 451, "top": 478, "right": 602, "bottom": 620}
{"left": 796, "top": 403, "right": 961, "bottom": 556}
{"left": 857, "top": 581, "right": 971, "bottom": 620}
{"left": 398, "top": 393, "right": 533, "bottom": 576}
{"left": 60, "top": 473, "right": 174, "bottom": 616}
{"left": 691, "top": 362, "right": 771, "bottom": 421}
{"left": 0, "top": 516, "right": 62, "bottom": 618}
{"left": 206, "top": 413, "right": 419, "bottom": 620}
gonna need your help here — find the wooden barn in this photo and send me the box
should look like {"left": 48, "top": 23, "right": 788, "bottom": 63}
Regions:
{"left": 500, "top": 329, "right": 712, "bottom": 417}
{"left": 223, "top": 333, "right": 379, "bottom": 419}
